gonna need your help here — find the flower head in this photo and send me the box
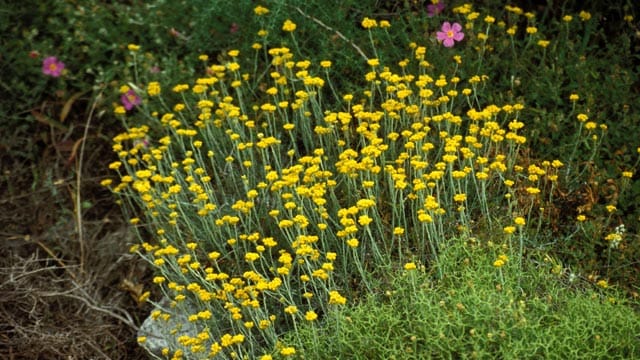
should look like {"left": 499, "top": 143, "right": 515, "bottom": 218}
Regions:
{"left": 42, "top": 56, "right": 65, "bottom": 77}
{"left": 121, "top": 89, "right": 141, "bottom": 110}
{"left": 254, "top": 5, "right": 269, "bottom": 16}
{"left": 427, "top": 1, "right": 446, "bottom": 17}
{"left": 282, "top": 19, "right": 297, "bottom": 32}
{"left": 436, "top": 22, "right": 464, "bottom": 47}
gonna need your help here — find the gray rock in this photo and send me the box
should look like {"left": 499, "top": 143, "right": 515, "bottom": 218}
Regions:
{"left": 138, "top": 296, "right": 201, "bottom": 358}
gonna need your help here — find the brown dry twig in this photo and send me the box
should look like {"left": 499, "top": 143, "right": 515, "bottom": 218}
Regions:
{"left": 292, "top": 6, "right": 369, "bottom": 61}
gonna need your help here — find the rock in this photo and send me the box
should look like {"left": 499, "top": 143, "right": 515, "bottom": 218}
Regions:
{"left": 137, "top": 297, "right": 201, "bottom": 358}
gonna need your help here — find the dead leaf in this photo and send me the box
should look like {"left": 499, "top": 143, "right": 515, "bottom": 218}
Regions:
{"left": 67, "top": 136, "right": 86, "bottom": 166}
{"left": 60, "top": 90, "right": 88, "bottom": 122}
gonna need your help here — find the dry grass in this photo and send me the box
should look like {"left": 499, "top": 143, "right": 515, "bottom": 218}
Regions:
{"left": 0, "top": 116, "right": 153, "bottom": 359}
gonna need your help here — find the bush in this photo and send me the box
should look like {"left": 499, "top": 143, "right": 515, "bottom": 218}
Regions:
{"left": 294, "top": 240, "right": 640, "bottom": 359}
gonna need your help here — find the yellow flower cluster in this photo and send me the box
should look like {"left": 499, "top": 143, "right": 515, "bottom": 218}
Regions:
{"left": 104, "top": 4, "right": 615, "bottom": 357}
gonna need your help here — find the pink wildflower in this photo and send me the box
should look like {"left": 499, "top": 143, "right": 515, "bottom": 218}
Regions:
{"left": 436, "top": 21, "right": 464, "bottom": 47}
{"left": 427, "top": 2, "right": 445, "bottom": 17}
{"left": 42, "top": 56, "right": 65, "bottom": 77}
{"left": 121, "top": 89, "right": 142, "bottom": 110}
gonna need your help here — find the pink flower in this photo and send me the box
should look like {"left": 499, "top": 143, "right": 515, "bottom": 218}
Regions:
{"left": 42, "top": 56, "right": 65, "bottom": 77}
{"left": 427, "top": 2, "right": 445, "bottom": 17}
{"left": 436, "top": 21, "right": 464, "bottom": 47}
{"left": 121, "top": 89, "right": 141, "bottom": 110}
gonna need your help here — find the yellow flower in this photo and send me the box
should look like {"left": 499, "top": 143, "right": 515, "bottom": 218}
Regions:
{"left": 280, "top": 347, "right": 296, "bottom": 356}
{"left": 284, "top": 305, "right": 298, "bottom": 315}
{"left": 404, "top": 262, "right": 417, "bottom": 271}
{"left": 138, "top": 291, "right": 150, "bottom": 303}
{"left": 361, "top": 17, "right": 378, "bottom": 29}
{"left": 537, "top": 40, "right": 550, "bottom": 48}
{"left": 127, "top": 44, "right": 140, "bottom": 52}
{"left": 503, "top": 226, "right": 516, "bottom": 234}
{"left": 254, "top": 5, "right": 269, "bottom": 15}
{"left": 147, "top": 81, "right": 161, "bottom": 96}
{"left": 576, "top": 215, "right": 586, "bottom": 222}
{"left": 282, "top": 19, "right": 297, "bottom": 32}
{"left": 596, "top": 279, "right": 608, "bottom": 289}
{"left": 367, "top": 58, "right": 380, "bottom": 67}
{"left": 329, "top": 290, "right": 347, "bottom": 305}
{"left": 514, "top": 217, "right": 526, "bottom": 226}
{"left": 579, "top": 11, "right": 591, "bottom": 21}
{"left": 305, "top": 311, "right": 318, "bottom": 321}
{"left": 379, "top": 20, "right": 391, "bottom": 28}
{"left": 606, "top": 205, "right": 616, "bottom": 213}
{"left": 358, "top": 215, "right": 373, "bottom": 226}
{"left": 320, "top": 60, "right": 332, "bottom": 68}
{"left": 493, "top": 254, "right": 508, "bottom": 268}
{"left": 526, "top": 187, "right": 541, "bottom": 195}
{"left": 453, "top": 193, "right": 467, "bottom": 203}
{"left": 245, "top": 252, "right": 260, "bottom": 262}
{"left": 622, "top": 171, "right": 633, "bottom": 178}
{"left": 418, "top": 212, "right": 433, "bottom": 223}
{"left": 562, "top": 15, "right": 573, "bottom": 22}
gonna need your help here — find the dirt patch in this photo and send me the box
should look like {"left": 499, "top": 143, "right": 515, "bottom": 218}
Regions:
{"left": 0, "top": 120, "right": 153, "bottom": 359}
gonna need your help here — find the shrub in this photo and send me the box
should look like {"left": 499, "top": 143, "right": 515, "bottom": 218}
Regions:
{"left": 293, "top": 240, "right": 640, "bottom": 359}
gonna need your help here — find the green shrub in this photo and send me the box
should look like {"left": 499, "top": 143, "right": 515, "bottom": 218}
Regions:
{"left": 293, "top": 240, "right": 640, "bottom": 359}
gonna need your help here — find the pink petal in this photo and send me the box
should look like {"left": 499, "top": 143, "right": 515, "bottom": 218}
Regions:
{"left": 441, "top": 22, "right": 451, "bottom": 32}
{"left": 436, "top": 31, "right": 447, "bottom": 41}
{"left": 443, "top": 38, "right": 454, "bottom": 47}
{"left": 453, "top": 32, "right": 464, "bottom": 41}
{"left": 452, "top": 22, "right": 462, "bottom": 32}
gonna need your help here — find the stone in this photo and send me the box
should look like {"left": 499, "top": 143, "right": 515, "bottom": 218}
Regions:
{"left": 137, "top": 297, "right": 201, "bottom": 358}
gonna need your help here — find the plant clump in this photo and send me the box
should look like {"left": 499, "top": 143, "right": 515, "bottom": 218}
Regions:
{"left": 105, "top": 2, "right": 640, "bottom": 359}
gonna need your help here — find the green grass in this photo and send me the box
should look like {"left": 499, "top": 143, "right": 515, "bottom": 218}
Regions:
{"left": 292, "top": 240, "right": 640, "bottom": 359}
